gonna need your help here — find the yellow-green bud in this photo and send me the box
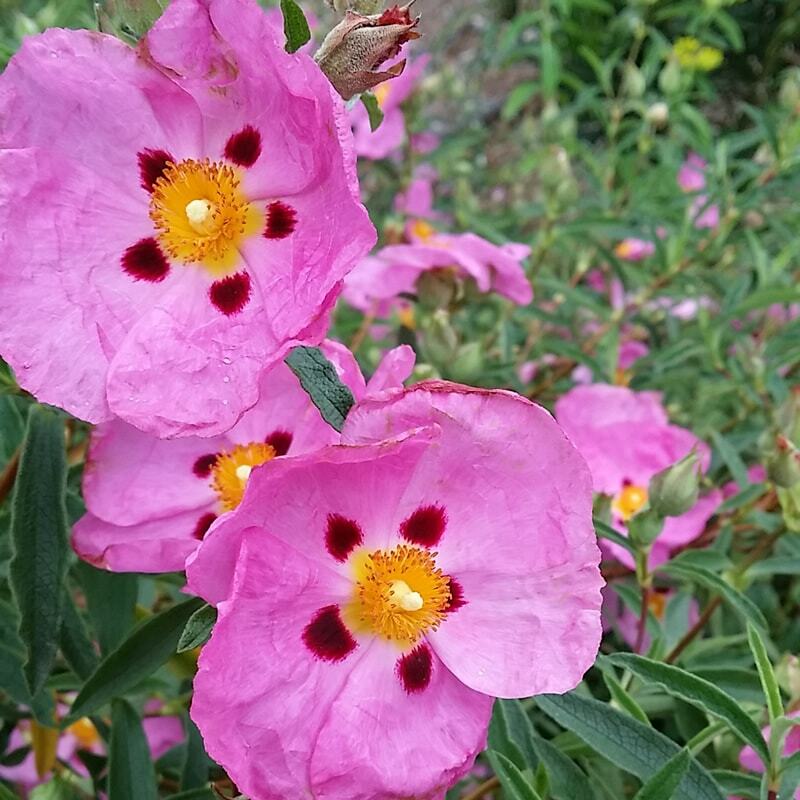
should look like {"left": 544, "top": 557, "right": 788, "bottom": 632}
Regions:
{"left": 649, "top": 450, "right": 701, "bottom": 517}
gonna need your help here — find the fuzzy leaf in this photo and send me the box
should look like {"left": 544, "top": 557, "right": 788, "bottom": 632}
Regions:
{"left": 177, "top": 604, "right": 217, "bottom": 653}
{"left": 280, "top": 0, "right": 311, "bottom": 53}
{"left": 360, "top": 92, "right": 385, "bottom": 131}
{"left": 487, "top": 751, "right": 543, "bottom": 800}
{"left": 633, "top": 749, "right": 691, "bottom": 800}
{"left": 108, "top": 699, "right": 157, "bottom": 800}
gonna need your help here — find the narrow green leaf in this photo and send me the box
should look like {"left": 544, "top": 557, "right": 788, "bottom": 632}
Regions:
{"left": 68, "top": 597, "right": 204, "bottom": 721}
{"left": 74, "top": 563, "right": 138, "bottom": 655}
{"left": 605, "top": 654, "right": 769, "bottom": 767}
{"left": 599, "top": 664, "right": 651, "bottom": 725}
{"left": 95, "top": 0, "right": 166, "bottom": 44}
{"left": 285, "top": 346, "right": 355, "bottom": 432}
{"left": 487, "top": 751, "right": 543, "bottom": 800}
{"left": 177, "top": 604, "right": 217, "bottom": 653}
{"left": 361, "top": 93, "right": 384, "bottom": 132}
{"left": 529, "top": 731, "right": 596, "bottom": 800}
{"left": 709, "top": 769, "right": 760, "bottom": 798}
{"left": 593, "top": 517, "right": 636, "bottom": 555}
{"left": 108, "top": 699, "right": 157, "bottom": 800}
{"left": 537, "top": 693, "right": 725, "bottom": 800}
{"left": 633, "top": 749, "right": 691, "bottom": 800}
{"left": 9, "top": 406, "right": 69, "bottom": 696}
{"left": 659, "top": 562, "right": 767, "bottom": 631}
{"left": 59, "top": 593, "right": 99, "bottom": 681}
{"left": 166, "top": 790, "right": 216, "bottom": 800}
{"left": 746, "top": 623, "right": 783, "bottom": 723}
{"left": 180, "top": 716, "right": 211, "bottom": 791}
{"left": 0, "top": 783, "right": 19, "bottom": 800}
{"left": 280, "top": 0, "right": 311, "bottom": 53}
{"left": 709, "top": 430, "right": 750, "bottom": 489}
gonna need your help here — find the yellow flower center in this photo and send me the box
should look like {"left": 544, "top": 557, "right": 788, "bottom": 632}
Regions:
{"left": 373, "top": 82, "right": 391, "bottom": 108}
{"left": 345, "top": 544, "right": 451, "bottom": 646}
{"left": 66, "top": 717, "right": 99, "bottom": 749}
{"left": 150, "top": 159, "right": 263, "bottom": 275}
{"left": 613, "top": 483, "right": 649, "bottom": 521}
{"left": 211, "top": 442, "right": 277, "bottom": 511}
{"left": 648, "top": 591, "right": 667, "bottom": 621}
{"left": 409, "top": 218, "right": 436, "bottom": 242}
{"left": 614, "top": 241, "right": 633, "bottom": 259}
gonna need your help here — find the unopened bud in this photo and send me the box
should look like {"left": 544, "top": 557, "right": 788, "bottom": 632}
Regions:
{"left": 623, "top": 63, "right": 646, "bottom": 98}
{"left": 626, "top": 507, "right": 664, "bottom": 547}
{"left": 315, "top": 3, "right": 420, "bottom": 100}
{"left": 448, "top": 342, "right": 484, "bottom": 383}
{"left": 420, "top": 309, "right": 459, "bottom": 366}
{"left": 416, "top": 268, "right": 458, "bottom": 311}
{"left": 649, "top": 450, "right": 700, "bottom": 517}
{"left": 658, "top": 58, "right": 682, "bottom": 95}
{"left": 645, "top": 101, "right": 669, "bottom": 128}
{"left": 767, "top": 435, "right": 800, "bottom": 488}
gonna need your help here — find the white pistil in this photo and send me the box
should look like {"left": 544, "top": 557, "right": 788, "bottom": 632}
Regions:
{"left": 185, "top": 198, "right": 215, "bottom": 233}
{"left": 235, "top": 464, "right": 252, "bottom": 483}
{"left": 390, "top": 580, "right": 423, "bottom": 612}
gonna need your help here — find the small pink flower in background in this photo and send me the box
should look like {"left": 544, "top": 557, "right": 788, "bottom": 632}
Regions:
{"left": 614, "top": 238, "right": 656, "bottom": 261}
{"left": 394, "top": 165, "right": 441, "bottom": 220}
{"left": 722, "top": 465, "right": 767, "bottom": 499}
{"left": 555, "top": 384, "right": 722, "bottom": 570}
{"left": 0, "top": 702, "right": 183, "bottom": 791}
{"left": 344, "top": 232, "right": 532, "bottom": 310}
{"left": 735, "top": 710, "right": 800, "bottom": 799}
{"left": 73, "top": 343, "right": 415, "bottom": 574}
{"left": 186, "top": 383, "right": 602, "bottom": 800}
{"left": 411, "top": 130, "right": 441, "bottom": 154}
{"left": 570, "top": 334, "right": 648, "bottom": 386}
{"left": 690, "top": 195, "right": 720, "bottom": 230}
{"left": 350, "top": 54, "right": 430, "bottom": 160}
{"left": 0, "top": 0, "right": 374, "bottom": 438}
{"left": 678, "top": 153, "right": 708, "bottom": 193}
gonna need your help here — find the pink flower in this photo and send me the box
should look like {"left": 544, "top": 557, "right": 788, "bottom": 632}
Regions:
{"left": 690, "top": 195, "right": 720, "bottom": 230}
{"left": 736, "top": 710, "right": 800, "bottom": 799}
{"left": 614, "top": 238, "right": 655, "bottom": 261}
{"left": 0, "top": 0, "right": 375, "bottom": 438}
{"left": 186, "top": 382, "right": 603, "bottom": 799}
{"left": 344, "top": 233, "right": 532, "bottom": 310}
{"left": 394, "top": 165, "right": 440, "bottom": 220}
{"left": 722, "top": 465, "right": 767, "bottom": 499}
{"left": 555, "top": 384, "right": 722, "bottom": 570}
{"left": 349, "top": 54, "right": 429, "bottom": 160}
{"left": 73, "top": 343, "right": 415, "bottom": 573}
{"left": 0, "top": 705, "right": 183, "bottom": 791}
{"left": 677, "top": 153, "right": 707, "bottom": 193}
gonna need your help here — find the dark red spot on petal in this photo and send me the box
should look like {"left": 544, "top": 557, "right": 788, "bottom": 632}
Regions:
{"left": 302, "top": 605, "right": 357, "bottom": 662}
{"left": 209, "top": 272, "right": 251, "bottom": 316}
{"left": 445, "top": 576, "right": 466, "bottom": 613}
{"left": 325, "top": 514, "right": 364, "bottom": 563}
{"left": 263, "top": 201, "right": 297, "bottom": 240}
{"left": 138, "top": 148, "right": 174, "bottom": 192}
{"left": 193, "top": 453, "right": 218, "bottom": 478}
{"left": 224, "top": 125, "right": 262, "bottom": 168}
{"left": 397, "top": 644, "right": 432, "bottom": 693}
{"left": 265, "top": 430, "right": 293, "bottom": 457}
{"left": 193, "top": 512, "right": 217, "bottom": 540}
{"left": 121, "top": 237, "right": 170, "bottom": 282}
{"left": 399, "top": 505, "right": 447, "bottom": 548}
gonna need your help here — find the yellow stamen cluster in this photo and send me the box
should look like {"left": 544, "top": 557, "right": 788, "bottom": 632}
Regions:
{"left": 409, "top": 218, "right": 436, "bottom": 242}
{"left": 211, "top": 442, "right": 277, "bottom": 511}
{"left": 66, "top": 717, "right": 99, "bottom": 749}
{"left": 613, "top": 483, "right": 649, "bottom": 521}
{"left": 150, "top": 159, "right": 263, "bottom": 275}
{"left": 346, "top": 544, "right": 451, "bottom": 646}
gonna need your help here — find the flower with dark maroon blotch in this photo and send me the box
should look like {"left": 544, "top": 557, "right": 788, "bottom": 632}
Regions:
{"left": 0, "top": 0, "right": 374, "bottom": 437}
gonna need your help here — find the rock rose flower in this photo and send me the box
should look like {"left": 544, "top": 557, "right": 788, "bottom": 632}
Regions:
{"left": 556, "top": 384, "right": 722, "bottom": 569}
{"left": 186, "top": 383, "right": 603, "bottom": 799}
{"left": 73, "top": 343, "right": 415, "bottom": 573}
{"left": 0, "top": 0, "right": 374, "bottom": 437}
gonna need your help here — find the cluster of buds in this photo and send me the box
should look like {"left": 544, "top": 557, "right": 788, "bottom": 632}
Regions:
{"left": 315, "top": 2, "right": 420, "bottom": 99}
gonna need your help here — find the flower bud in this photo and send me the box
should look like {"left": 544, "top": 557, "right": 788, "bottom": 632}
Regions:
{"left": 626, "top": 507, "right": 664, "bottom": 547}
{"left": 645, "top": 101, "right": 669, "bottom": 128}
{"left": 658, "top": 59, "right": 682, "bottom": 95}
{"left": 420, "top": 309, "right": 459, "bottom": 366}
{"left": 314, "top": 3, "right": 420, "bottom": 100}
{"left": 416, "top": 268, "right": 459, "bottom": 311}
{"left": 622, "top": 63, "right": 646, "bottom": 98}
{"left": 767, "top": 435, "right": 800, "bottom": 488}
{"left": 648, "top": 450, "right": 700, "bottom": 517}
{"left": 448, "top": 342, "right": 485, "bottom": 384}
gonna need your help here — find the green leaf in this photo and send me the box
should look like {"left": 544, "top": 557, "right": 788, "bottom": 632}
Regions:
{"left": 108, "top": 699, "right": 157, "bottom": 800}
{"left": 487, "top": 751, "right": 543, "bottom": 800}
{"left": 658, "top": 561, "right": 767, "bottom": 631}
{"left": 360, "top": 93, "right": 384, "bottom": 132}
{"left": 598, "top": 664, "right": 650, "bottom": 725}
{"left": 536, "top": 693, "right": 725, "bottom": 800}
{"left": 280, "top": 0, "right": 311, "bottom": 53}
{"left": 59, "top": 592, "right": 100, "bottom": 681}
{"left": 285, "top": 346, "right": 355, "bottom": 432}
{"left": 746, "top": 623, "right": 783, "bottom": 723}
{"left": 709, "top": 769, "right": 760, "bottom": 798}
{"left": 166, "top": 790, "right": 216, "bottom": 800}
{"left": 709, "top": 430, "right": 750, "bottom": 490}
{"left": 502, "top": 81, "right": 537, "bottom": 120}
{"left": 68, "top": 597, "right": 204, "bottom": 721}
{"left": 494, "top": 699, "right": 538, "bottom": 767}
{"left": 0, "top": 783, "right": 19, "bottom": 800}
{"left": 633, "top": 749, "right": 691, "bottom": 800}
{"left": 181, "top": 716, "right": 211, "bottom": 791}
{"left": 605, "top": 654, "right": 769, "bottom": 767}
{"left": 9, "top": 406, "right": 69, "bottom": 696}
{"left": 95, "top": 0, "right": 166, "bottom": 44}
{"left": 177, "top": 604, "right": 217, "bottom": 653}
{"left": 593, "top": 517, "right": 636, "bottom": 555}
{"left": 75, "top": 563, "right": 138, "bottom": 655}
{"left": 528, "top": 731, "right": 596, "bottom": 800}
